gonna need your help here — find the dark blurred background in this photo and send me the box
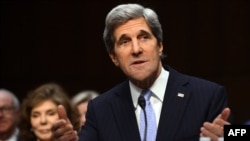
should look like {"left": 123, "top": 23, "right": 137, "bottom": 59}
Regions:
{"left": 1, "top": 0, "right": 249, "bottom": 124}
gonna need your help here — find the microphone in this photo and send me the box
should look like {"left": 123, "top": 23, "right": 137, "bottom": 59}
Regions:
{"left": 138, "top": 95, "right": 147, "bottom": 141}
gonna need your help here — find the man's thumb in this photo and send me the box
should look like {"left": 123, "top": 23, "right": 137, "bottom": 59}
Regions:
{"left": 221, "top": 107, "right": 231, "bottom": 120}
{"left": 57, "top": 105, "right": 70, "bottom": 122}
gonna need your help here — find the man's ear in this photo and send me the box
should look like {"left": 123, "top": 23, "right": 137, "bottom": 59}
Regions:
{"left": 159, "top": 42, "right": 163, "bottom": 56}
{"left": 109, "top": 53, "right": 119, "bottom": 66}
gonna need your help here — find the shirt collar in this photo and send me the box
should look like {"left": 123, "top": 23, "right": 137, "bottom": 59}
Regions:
{"left": 130, "top": 67, "right": 169, "bottom": 108}
{"left": 6, "top": 128, "right": 19, "bottom": 141}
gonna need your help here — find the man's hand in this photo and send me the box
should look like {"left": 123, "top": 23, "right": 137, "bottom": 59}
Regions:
{"left": 200, "top": 107, "right": 231, "bottom": 141}
{"left": 51, "top": 105, "right": 79, "bottom": 141}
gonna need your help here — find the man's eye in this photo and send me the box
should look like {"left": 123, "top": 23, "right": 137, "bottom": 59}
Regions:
{"left": 140, "top": 34, "right": 150, "bottom": 39}
{"left": 119, "top": 39, "right": 129, "bottom": 45}
{"left": 122, "top": 40, "right": 128, "bottom": 44}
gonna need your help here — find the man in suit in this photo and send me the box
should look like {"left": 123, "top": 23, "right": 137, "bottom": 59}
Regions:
{"left": 51, "top": 3, "right": 231, "bottom": 141}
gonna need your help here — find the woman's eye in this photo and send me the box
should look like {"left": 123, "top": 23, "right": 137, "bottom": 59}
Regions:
{"left": 31, "top": 114, "right": 39, "bottom": 118}
{"left": 48, "top": 111, "right": 56, "bottom": 116}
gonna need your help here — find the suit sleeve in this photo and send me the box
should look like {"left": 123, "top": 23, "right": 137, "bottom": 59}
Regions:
{"left": 205, "top": 85, "right": 229, "bottom": 122}
{"left": 78, "top": 100, "right": 99, "bottom": 141}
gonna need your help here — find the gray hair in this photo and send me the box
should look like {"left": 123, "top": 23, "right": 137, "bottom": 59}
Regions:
{"left": 0, "top": 88, "right": 20, "bottom": 110}
{"left": 71, "top": 90, "right": 99, "bottom": 105}
{"left": 103, "top": 3, "right": 163, "bottom": 54}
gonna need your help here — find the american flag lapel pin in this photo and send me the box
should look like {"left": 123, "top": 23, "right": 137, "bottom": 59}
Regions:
{"left": 177, "top": 93, "right": 184, "bottom": 98}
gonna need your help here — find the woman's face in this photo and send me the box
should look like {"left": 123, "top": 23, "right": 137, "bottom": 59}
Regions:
{"left": 77, "top": 101, "right": 88, "bottom": 126}
{"left": 30, "top": 100, "right": 59, "bottom": 141}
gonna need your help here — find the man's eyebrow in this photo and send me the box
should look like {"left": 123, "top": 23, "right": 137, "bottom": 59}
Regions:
{"left": 116, "top": 34, "right": 127, "bottom": 42}
{"left": 139, "top": 29, "right": 151, "bottom": 35}
{"left": 118, "top": 34, "right": 127, "bottom": 39}
{"left": 117, "top": 29, "right": 150, "bottom": 38}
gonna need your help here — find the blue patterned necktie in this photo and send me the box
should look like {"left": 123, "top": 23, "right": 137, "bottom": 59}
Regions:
{"left": 139, "top": 90, "right": 157, "bottom": 141}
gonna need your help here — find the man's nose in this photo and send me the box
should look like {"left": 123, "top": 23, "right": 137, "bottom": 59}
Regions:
{"left": 131, "top": 40, "right": 142, "bottom": 54}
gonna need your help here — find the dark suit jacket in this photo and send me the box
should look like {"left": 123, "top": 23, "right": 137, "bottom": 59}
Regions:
{"left": 79, "top": 66, "right": 228, "bottom": 141}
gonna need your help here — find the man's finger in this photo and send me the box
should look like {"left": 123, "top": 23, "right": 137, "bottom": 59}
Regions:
{"left": 58, "top": 105, "right": 70, "bottom": 122}
{"left": 215, "top": 107, "right": 231, "bottom": 121}
{"left": 220, "top": 107, "right": 230, "bottom": 120}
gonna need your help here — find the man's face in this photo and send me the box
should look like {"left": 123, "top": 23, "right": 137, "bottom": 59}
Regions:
{"left": 0, "top": 93, "right": 16, "bottom": 135}
{"left": 109, "top": 17, "right": 163, "bottom": 88}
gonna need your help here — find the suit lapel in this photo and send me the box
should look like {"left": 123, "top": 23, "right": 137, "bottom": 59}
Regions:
{"left": 157, "top": 67, "right": 192, "bottom": 141}
{"left": 111, "top": 81, "right": 141, "bottom": 141}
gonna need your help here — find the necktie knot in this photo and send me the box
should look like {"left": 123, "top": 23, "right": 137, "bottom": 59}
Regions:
{"left": 141, "top": 89, "right": 151, "bottom": 101}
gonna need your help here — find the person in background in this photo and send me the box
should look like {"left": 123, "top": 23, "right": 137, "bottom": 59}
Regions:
{"left": 71, "top": 90, "right": 99, "bottom": 126}
{"left": 51, "top": 3, "right": 231, "bottom": 141}
{"left": 0, "top": 89, "right": 20, "bottom": 141}
{"left": 18, "top": 82, "right": 80, "bottom": 141}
